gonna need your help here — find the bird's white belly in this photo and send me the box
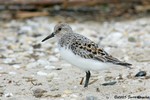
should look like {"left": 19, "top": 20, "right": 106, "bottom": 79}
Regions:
{"left": 59, "top": 48, "right": 114, "bottom": 71}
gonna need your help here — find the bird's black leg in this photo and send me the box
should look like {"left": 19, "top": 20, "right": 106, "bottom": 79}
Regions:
{"left": 84, "top": 71, "right": 91, "bottom": 87}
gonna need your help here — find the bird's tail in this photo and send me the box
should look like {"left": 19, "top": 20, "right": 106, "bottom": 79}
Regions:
{"left": 104, "top": 55, "right": 132, "bottom": 69}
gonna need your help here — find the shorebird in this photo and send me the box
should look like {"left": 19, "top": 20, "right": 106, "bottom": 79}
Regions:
{"left": 42, "top": 23, "right": 132, "bottom": 87}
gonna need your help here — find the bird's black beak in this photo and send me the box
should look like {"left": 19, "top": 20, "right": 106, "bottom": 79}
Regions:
{"left": 42, "top": 32, "right": 55, "bottom": 42}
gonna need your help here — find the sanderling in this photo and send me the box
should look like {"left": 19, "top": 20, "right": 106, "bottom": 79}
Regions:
{"left": 42, "top": 23, "right": 132, "bottom": 87}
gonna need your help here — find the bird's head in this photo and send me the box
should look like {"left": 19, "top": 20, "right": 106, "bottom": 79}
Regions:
{"left": 42, "top": 23, "right": 73, "bottom": 42}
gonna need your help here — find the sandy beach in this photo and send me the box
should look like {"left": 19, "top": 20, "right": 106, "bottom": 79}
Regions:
{"left": 0, "top": 16, "right": 150, "bottom": 100}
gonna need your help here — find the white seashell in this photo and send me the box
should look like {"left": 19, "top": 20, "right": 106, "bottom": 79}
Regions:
{"left": 4, "top": 93, "right": 13, "bottom": 97}
{"left": 37, "top": 71, "right": 47, "bottom": 76}
{"left": 12, "top": 65, "right": 21, "bottom": 69}
{"left": 44, "top": 65, "right": 55, "bottom": 70}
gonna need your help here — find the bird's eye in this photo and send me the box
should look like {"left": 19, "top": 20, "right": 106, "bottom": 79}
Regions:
{"left": 58, "top": 28, "right": 61, "bottom": 31}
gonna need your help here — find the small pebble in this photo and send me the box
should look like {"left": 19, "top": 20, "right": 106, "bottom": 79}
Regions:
{"left": 117, "top": 74, "right": 123, "bottom": 80}
{"left": 128, "top": 37, "right": 136, "bottom": 42}
{"left": 47, "top": 72, "right": 58, "bottom": 78}
{"left": 32, "top": 43, "right": 41, "bottom": 49}
{"left": 145, "top": 76, "right": 150, "bottom": 79}
{"left": 33, "top": 88, "right": 47, "bottom": 98}
{"left": 37, "top": 59, "right": 50, "bottom": 66}
{"left": 37, "top": 71, "right": 47, "bottom": 76}
{"left": 70, "top": 94, "right": 78, "bottom": 98}
{"left": 55, "top": 68, "right": 62, "bottom": 70}
{"left": 104, "top": 76, "right": 114, "bottom": 81}
{"left": 8, "top": 71, "right": 16, "bottom": 75}
{"left": 4, "top": 93, "right": 13, "bottom": 97}
{"left": 18, "top": 26, "right": 32, "bottom": 34}
{"left": 86, "top": 96, "right": 98, "bottom": 100}
{"left": 26, "top": 62, "right": 38, "bottom": 68}
{"left": 0, "top": 88, "right": 4, "bottom": 96}
{"left": 47, "top": 72, "right": 58, "bottom": 81}
{"left": 44, "top": 65, "right": 55, "bottom": 70}
{"left": 3, "top": 58, "right": 13, "bottom": 63}
{"left": 143, "top": 40, "right": 150, "bottom": 47}
{"left": 102, "top": 81, "right": 116, "bottom": 86}
{"left": 50, "top": 86, "right": 59, "bottom": 91}
{"left": 48, "top": 56, "right": 58, "bottom": 62}
{"left": 12, "top": 65, "right": 21, "bottom": 69}
{"left": 135, "top": 71, "right": 147, "bottom": 77}
{"left": 32, "top": 34, "right": 42, "bottom": 37}
{"left": 96, "top": 88, "right": 100, "bottom": 92}
{"left": 53, "top": 48, "right": 59, "bottom": 53}
{"left": 73, "top": 86, "right": 78, "bottom": 89}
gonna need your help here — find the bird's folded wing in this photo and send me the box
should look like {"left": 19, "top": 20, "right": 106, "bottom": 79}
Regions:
{"left": 94, "top": 55, "right": 119, "bottom": 63}
{"left": 94, "top": 55, "right": 132, "bottom": 68}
